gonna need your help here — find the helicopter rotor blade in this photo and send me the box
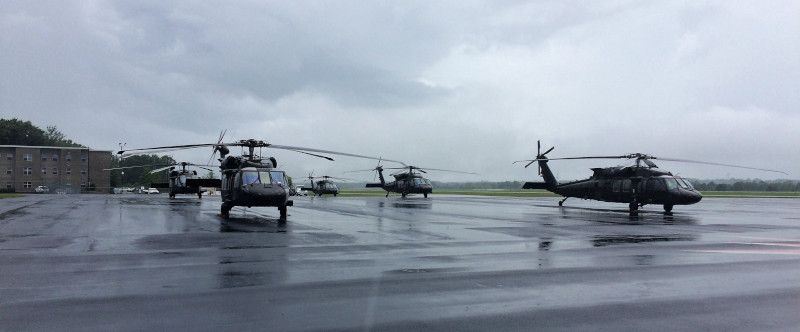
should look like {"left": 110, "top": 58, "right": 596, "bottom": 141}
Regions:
{"left": 382, "top": 166, "right": 478, "bottom": 175}
{"left": 208, "top": 129, "right": 227, "bottom": 164}
{"left": 285, "top": 149, "right": 335, "bottom": 161}
{"left": 653, "top": 157, "right": 788, "bottom": 175}
{"left": 118, "top": 143, "right": 221, "bottom": 155}
{"left": 269, "top": 145, "right": 404, "bottom": 164}
{"left": 149, "top": 165, "right": 175, "bottom": 173}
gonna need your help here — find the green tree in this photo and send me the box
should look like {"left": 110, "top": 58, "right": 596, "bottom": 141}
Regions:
{"left": 110, "top": 154, "right": 176, "bottom": 187}
{"left": 0, "top": 118, "right": 83, "bottom": 147}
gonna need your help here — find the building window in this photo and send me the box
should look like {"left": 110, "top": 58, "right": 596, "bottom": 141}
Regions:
{"left": 42, "top": 155, "right": 47, "bottom": 161}
{"left": 52, "top": 155, "right": 58, "bottom": 162}
{"left": 41, "top": 168, "right": 47, "bottom": 175}
{"left": 81, "top": 182, "right": 86, "bottom": 188}
{"left": 5, "top": 182, "right": 11, "bottom": 189}
{"left": 6, "top": 153, "right": 12, "bottom": 161}
{"left": 66, "top": 154, "right": 72, "bottom": 162}
{"left": 81, "top": 168, "right": 86, "bottom": 175}
{"left": 24, "top": 167, "right": 32, "bottom": 175}
{"left": 66, "top": 167, "right": 71, "bottom": 175}
{"left": 24, "top": 153, "right": 32, "bottom": 161}
{"left": 53, "top": 168, "right": 58, "bottom": 175}
{"left": 81, "top": 155, "right": 87, "bottom": 162}
{"left": 6, "top": 167, "right": 11, "bottom": 175}
{"left": 23, "top": 182, "right": 32, "bottom": 189}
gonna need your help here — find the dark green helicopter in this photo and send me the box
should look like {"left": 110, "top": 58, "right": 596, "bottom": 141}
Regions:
{"left": 304, "top": 174, "right": 356, "bottom": 197}
{"left": 150, "top": 162, "right": 220, "bottom": 199}
{"left": 515, "top": 141, "right": 787, "bottom": 215}
{"left": 104, "top": 161, "right": 219, "bottom": 198}
{"left": 351, "top": 161, "right": 478, "bottom": 198}
{"left": 118, "top": 135, "right": 393, "bottom": 219}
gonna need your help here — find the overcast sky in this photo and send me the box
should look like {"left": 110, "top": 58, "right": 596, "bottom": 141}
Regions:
{"left": 2, "top": 1, "right": 798, "bottom": 182}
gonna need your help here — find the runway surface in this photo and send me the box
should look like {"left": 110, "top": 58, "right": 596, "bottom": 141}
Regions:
{"left": 1, "top": 194, "right": 799, "bottom": 331}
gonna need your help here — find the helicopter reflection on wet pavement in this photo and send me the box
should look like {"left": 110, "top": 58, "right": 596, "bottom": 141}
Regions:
{"left": 1, "top": 194, "right": 799, "bottom": 331}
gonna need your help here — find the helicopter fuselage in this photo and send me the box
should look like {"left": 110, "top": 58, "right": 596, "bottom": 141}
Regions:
{"left": 367, "top": 170, "right": 433, "bottom": 197}
{"left": 525, "top": 159, "right": 702, "bottom": 213}
{"left": 219, "top": 156, "right": 292, "bottom": 217}
{"left": 151, "top": 167, "right": 221, "bottom": 199}
{"left": 310, "top": 180, "right": 339, "bottom": 196}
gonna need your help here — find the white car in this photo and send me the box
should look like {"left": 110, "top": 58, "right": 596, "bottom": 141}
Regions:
{"left": 145, "top": 188, "right": 160, "bottom": 194}
{"left": 294, "top": 186, "right": 307, "bottom": 196}
{"left": 35, "top": 186, "right": 49, "bottom": 193}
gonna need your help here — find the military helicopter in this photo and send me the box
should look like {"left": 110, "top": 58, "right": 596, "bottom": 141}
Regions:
{"left": 304, "top": 174, "right": 355, "bottom": 197}
{"left": 105, "top": 161, "right": 219, "bottom": 198}
{"left": 351, "top": 161, "right": 478, "bottom": 198}
{"left": 150, "top": 162, "right": 220, "bottom": 198}
{"left": 118, "top": 137, "right": 395, "bottom": 218}
{"left": 515, "top": 141, "right": 787, "bottom": 215}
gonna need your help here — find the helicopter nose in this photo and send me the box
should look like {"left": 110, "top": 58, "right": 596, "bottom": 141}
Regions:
{"left": 686, "top": 190, "right": 702, "bottom": 204}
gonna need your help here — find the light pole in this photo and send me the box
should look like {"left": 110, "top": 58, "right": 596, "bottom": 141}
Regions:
{"left": 118, "top": 143, "right": 126, "bottom": 193}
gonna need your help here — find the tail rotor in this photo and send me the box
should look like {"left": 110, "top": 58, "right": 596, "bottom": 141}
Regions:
{"left": 522, "top": 140, "right": 554, "bottom": 175}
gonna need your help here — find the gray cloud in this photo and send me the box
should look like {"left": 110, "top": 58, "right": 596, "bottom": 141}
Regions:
{"left": 2, "top": 1, "right": 798, "bottom": 182}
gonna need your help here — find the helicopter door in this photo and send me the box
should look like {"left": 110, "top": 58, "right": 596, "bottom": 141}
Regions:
{"left": 645, "top": 178, "right": 667, "bottom": 202}
{"left": 622, "top": 179, "right": 632, "bottom": 201}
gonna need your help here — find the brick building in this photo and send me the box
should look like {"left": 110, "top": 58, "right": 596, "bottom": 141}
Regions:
{"left": 0, "top": 145, "right": 112, "bottom": 193}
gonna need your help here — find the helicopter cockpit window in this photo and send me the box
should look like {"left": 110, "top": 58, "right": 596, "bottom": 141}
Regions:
{"left": 268, "top": 171, "right": 287, "bottom": 185}
{"left": 242, "top": 171, "right": 260, "bottom": 185}
{"left": 676, "top": 177, "right": 694, "bottom": 190}
{"left": 665, "top": 178, "right": 679, "bottom": 190}
{"left": 413, "top": 178, "right": 422, "bottom": 186}
{"left": 325, "top": 183, "right": 337, "bottom": 190}
{"left": 179, "top": 175, "right": 187, "bottom": 185}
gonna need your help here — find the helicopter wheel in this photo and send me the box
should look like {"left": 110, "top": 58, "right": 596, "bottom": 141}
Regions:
{"left": 664, "top": 204, "right": 673, "bottom": 213}
{"left": 334, "top": 193, "right": 337, "bottom": 197}
{"left": 424, "top": 193, "right": 428, "bottom": 198}
{"left": 629, "top": 201, "right": 638, "bottom": 212}
{"left": 278, "top": 205, "right": 287, "bottom": 219}
{"left": 220, "top": 202, "right": 232, "bottom": 218}
{"left": 198, "top": 192, "right": 202, "bottom": 199}
{"left": 385, "top": 192, "right": 389, "bottom": 198}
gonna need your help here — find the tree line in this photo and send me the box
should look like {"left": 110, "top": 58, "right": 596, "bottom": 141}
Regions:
{"left": 687, "top": 179, "right": 800, "bottom": 192}
{"left": 339, "top": 180, "right": 799, "bottom": 192}
{"left": 0, "top": 118, "right": 84, "bottom": 147}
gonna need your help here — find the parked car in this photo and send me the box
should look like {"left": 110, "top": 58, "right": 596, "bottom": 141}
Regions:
{"left": 294, "top": 186, "right": 308, "bottom": 196}
{"left": 35, "top": 186, "right": 49, "bottom": 193}
{"left": 145, "top": 188, "right": 160, "bottom": 194}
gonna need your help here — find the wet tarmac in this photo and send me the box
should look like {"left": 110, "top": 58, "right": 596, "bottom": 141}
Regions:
{"left": 1, "top": 194, "right": 799, "bottom": 331}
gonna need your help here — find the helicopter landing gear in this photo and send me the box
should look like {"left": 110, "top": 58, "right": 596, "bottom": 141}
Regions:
{"left": 385, "top": 192, "right": 389, "bottom": 198}
{"left": 558, "top": 197, "right": 568, "bottom": 206}
{"left": 278, "top": 205, "right": 287, "bottom": 219}
{"left": 424, "top": 193, "right": 428, "bottom": 198}
{"left": 629, "top": 201, "right": 639, "bottom": 216}
{"left": 663, "top": 204, "right": 673, "bottom": 215}
{"left": 198, "top": 192, "right": 202, "bottom": 199}
{"left": 220, "top": 202, "right": 232, "bottom": 218}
